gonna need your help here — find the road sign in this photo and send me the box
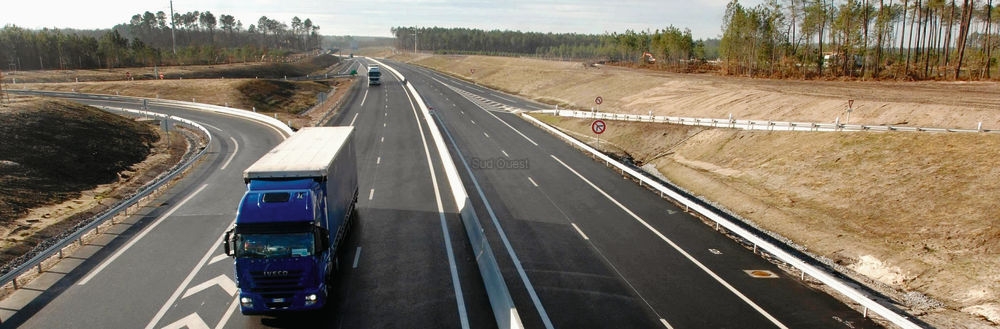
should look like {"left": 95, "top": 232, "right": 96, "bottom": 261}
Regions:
{"left": 595, "top": 96, "right": 603, "bottom": 105}
{"left": 848, "top": 99, "right": 854, "bottom": 109}
{"left": 592, "top": 120, "right": 606, "bottom": 134}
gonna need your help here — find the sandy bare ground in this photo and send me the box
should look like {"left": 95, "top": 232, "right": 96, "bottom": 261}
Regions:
{"left": 393, "top": 52, "right": 1000, "bottom": 328}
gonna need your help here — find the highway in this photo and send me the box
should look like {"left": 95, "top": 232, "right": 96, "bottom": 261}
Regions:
{"left": 383, "top": 59, "right": 881, "bottom": 329}
{"left": 1, "top": 64, "right": 494, "bottom": 328}
{"left": 0, "top": 57, "right": 882, "bottom": 329}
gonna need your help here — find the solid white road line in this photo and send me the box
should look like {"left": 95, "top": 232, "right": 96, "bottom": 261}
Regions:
{"left": 218, "top": 137, "right": 239, "bottom": 171}
{"left": 349, "top": 113, "right": 360, "bottom": 126}
{"left": 550, "top": 155, "right": 789, "bottom": 329}
{"left": 570, "top": 223, "right": 589, "bottom": 240}
{"left": 352, "top": 247, "right": 362, "bottom": 269}
{"left": 144, "top": 218, "right": 236, "bottom": 329}
{"left": 208, "top": 254, "right": 229, "bottom": 265}
{"left": 359, "top": 88, "right": 369, "bottom": 108}
{"left": 432, "top": 114, "right": 552, "bottom": 329}
{"left": 403, "top": 79, "right": 471, "bottom": 329}
{"left": 79, "top": 184, "right": 209, "bottom": 285}
{"left": 431, "top": 77, "right": 538, "bottom": 146}
{"left": 215, "top": 296, "right": 239, "bottom": 329}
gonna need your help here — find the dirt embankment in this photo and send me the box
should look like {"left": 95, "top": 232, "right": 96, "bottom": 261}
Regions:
{"left": 398, "top": 53, "right": 1000, "bottom": 328}
{"left": 0, "top": 56, "right": 356, "bottom": 271}
{"left": 0, "top": 97, "right": 185, "bottom": 264}
{"left": 13, "top": 77, "right": 352, "bottom": 130}
{"left": 6, "top": 53, "right": 352, "bottom": 129}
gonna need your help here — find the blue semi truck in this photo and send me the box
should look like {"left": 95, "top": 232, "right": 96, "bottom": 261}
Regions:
{"left": 224, "top": 127, "right": 358, "bottom": 314}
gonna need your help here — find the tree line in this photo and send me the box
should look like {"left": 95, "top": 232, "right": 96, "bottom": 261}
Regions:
{"left": 721, "top": 0, "right": 997, "bottom": 79}
{"left": 389, "top": 26, "right": 721, "bottom": 69}
{"left": 0, "top": 11, "right": 322, "bottom": 72}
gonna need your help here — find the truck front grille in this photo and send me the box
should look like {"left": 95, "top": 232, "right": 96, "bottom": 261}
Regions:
{"left": 249, "top": 269, "right": 306, "bottom": 293}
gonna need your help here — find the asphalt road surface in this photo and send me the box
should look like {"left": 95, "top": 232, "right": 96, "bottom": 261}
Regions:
{"left": 1, "top": 59, "right": 882, "bottom": 329}
{"left": 384, "top": 59, "right": 880, "bottom": 329}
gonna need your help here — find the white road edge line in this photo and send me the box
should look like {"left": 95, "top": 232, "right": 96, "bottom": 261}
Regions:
{"left": 431, "top": 77, "right": 538, "bottom": 146}
{"left": 402, "top": 79, "right": 471, "bottom": 329}
{"left": 218, "top": 137, "right": 239, "bottom": 171}
{"left": 352, "top": 247, "right": 362, "bottom": 269}
{"left": 550, "top": 155, "right": 789, "bottom": 329}
{"left": 431, "top": 114, "right": 550, "bottom": 329}
{"left": 144, "top": 218, "right": 236, "bottom": 329}
{"left": 79, "top": 184, "right": 209, "bottom": 285}
{"left": 349, "top": 112, "right": 360, "bottom": 126}
{"left": 570, "top": 223, "right": 590, "bottom": 240}
{"left": 215, "top": 296, "right": 239, "bottom": 329}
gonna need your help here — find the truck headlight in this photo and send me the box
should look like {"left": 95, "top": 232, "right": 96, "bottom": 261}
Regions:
{"left": 305, "top": 294, "right": 317, "bottom": 306}
{"left": 240, "top": 297, "right": 253, "bottom": 308}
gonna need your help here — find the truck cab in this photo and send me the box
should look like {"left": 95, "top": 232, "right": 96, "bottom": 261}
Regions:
{"left": 368, "top": 65, "right": 381, "bottom": 86}
{"left": 227, "top": 179, "right": 333, "bottom": 314}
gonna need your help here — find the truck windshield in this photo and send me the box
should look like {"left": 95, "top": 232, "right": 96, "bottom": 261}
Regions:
{"left": 235, "top": 232, "right": 314, "bottom": 259}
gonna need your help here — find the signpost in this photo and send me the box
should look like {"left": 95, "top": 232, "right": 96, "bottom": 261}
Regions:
{"left": 592, "top": 119, "right": 606, "bottom": 149}
{"left": 847, "top": 99, "right": 854, "bottom": 124}
{"left": 0, "top": 70, "right": 6, "bottom": 103}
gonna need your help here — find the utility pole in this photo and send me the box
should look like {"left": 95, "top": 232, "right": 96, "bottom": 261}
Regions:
{"left": 412, "top": 28, "right": 419, "bottom": 53}
{"left": 170, "top": 0, "right": 177, "bottom": 55}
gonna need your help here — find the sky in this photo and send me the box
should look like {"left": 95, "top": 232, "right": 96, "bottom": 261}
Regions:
{"left": 0, "top": 0, "right": 762, "bottom": 40}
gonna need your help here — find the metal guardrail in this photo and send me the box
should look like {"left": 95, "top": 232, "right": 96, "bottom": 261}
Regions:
{"left": 540, "top": 109, "right": 994, "bottom": 134}
{"left": 9, "top": 89, "right": 295, "bottom": 136}
{"left": 0, "top": 108, "right": 212, "bottom": 291}
{"left": 520, "top": 113, "right": 924, "bottom": 329}
{"left": 0, "top": 90, "right": 298, "bottom": 295}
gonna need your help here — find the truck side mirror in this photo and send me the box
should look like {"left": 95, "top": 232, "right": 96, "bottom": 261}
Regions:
{"left": 315, "top": 228, "right": 330, "bottom": 251}
{"left": 224, "top": 229, "right": 234, "bottom": 257}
